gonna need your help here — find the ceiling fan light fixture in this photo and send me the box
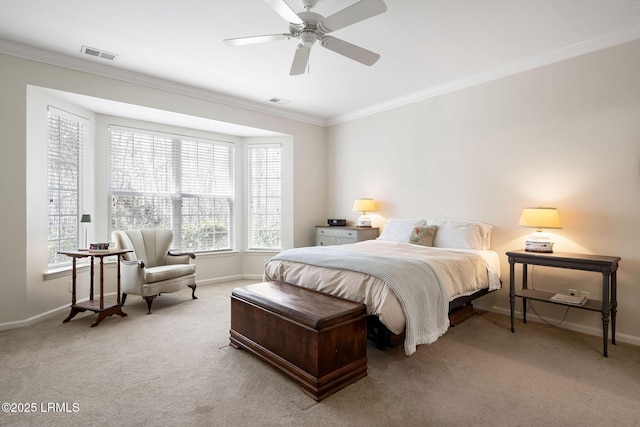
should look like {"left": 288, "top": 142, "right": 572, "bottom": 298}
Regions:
{"left": 299, "top": 30, "right": 317, "bottom": 47}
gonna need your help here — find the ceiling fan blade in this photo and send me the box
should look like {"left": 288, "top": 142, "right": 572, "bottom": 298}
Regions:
{"left": 322, "top": 0, "right": 387, "bottom": 32}
{"left": 290, "top": 44, "right": 310, "bottom": 75}
{"left": 264, "top": 0, "right": 303, "bottom": 24}
{"left": 320, "top": 36, "right": 380, "bottom": 66}
{"left": 224, "top": 34, "right": 291, "bottom": 46}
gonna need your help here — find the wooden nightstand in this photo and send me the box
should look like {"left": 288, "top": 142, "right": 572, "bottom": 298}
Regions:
{"left": 506, "top": 250, "right": 621, "bottom": 356}
{"left": 315, "top": 226, "right": 379, "bottom": 246}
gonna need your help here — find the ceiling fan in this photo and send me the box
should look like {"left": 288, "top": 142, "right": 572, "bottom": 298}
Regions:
{"left": 223, "top": 0, "right": 387, "bottom": 75}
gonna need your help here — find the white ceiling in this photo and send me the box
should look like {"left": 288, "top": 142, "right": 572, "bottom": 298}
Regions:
{"left": 2, "top": 0, "right": 640, "bottom": 127}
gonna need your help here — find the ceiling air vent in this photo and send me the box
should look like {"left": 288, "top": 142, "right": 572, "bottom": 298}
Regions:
{"left": 268, "top": 97, "right": 290, "bottom": 105}
{"left": 81, "top": 45, "right": 117, "bottom": 61}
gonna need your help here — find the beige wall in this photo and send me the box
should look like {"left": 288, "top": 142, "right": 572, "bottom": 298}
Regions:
{"left": 326, "top": 39, "right": 640, "bottom": 345}
{"left": 0, "top": 53, "right": 326, "bottom": 327}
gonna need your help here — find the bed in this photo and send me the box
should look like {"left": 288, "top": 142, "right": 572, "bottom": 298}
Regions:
{"left": 264, "top": 218, "right": 501, "bottom": 355}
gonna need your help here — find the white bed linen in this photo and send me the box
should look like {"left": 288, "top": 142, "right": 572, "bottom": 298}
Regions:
{"left": 264, "top": 240, "right": 501, "bottom": 337}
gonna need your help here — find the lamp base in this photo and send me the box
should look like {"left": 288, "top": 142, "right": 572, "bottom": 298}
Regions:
{"left": 525, "top": 240, "right": 554, "bottom": 253}
{"left": 357, "top": 215, "right": 372, "bottom": 228}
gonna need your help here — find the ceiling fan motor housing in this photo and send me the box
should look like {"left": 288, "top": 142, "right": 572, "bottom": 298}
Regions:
{"left": 290, "top": 13, "right": 323, "bottom": 46}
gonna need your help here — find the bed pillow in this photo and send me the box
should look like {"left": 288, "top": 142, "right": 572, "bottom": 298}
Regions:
{"left": 408, "top": 225, "right": 437, "bottom": 247}
{"left": 431, "top": 218, "right": 493, "bottom": 250}
{"left": 377, "top": 218, "right": 427, "bottom": 242}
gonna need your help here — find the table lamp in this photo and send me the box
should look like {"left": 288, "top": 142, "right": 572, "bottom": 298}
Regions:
{"left": 519, "top": 207, "right": 561, "bottom": 252}
{"left": 352, "top": 198, "right": 376, "bottom": 227}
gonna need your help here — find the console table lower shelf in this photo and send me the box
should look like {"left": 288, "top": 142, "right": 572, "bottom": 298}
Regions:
{"left": 515, "top": 289, "right": 610, "bottom": 313}
{"left": 63, "top": 297, "right": 127, "bottom": 328}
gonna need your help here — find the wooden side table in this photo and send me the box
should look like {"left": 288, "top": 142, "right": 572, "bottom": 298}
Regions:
{"left": 506, "top": 250, "right": 621, "bottom": 356}
{"left": 58, "top": 248, "right": 132, "bottom": 327}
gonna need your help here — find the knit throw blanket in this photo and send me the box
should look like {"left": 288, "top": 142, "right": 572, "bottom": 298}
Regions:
{"left": 270, "top": 246, "right": 449, "bottom": 355}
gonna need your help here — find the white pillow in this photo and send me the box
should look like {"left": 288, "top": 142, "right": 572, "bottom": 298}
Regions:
{"left": 430, "top": 218, "right": 493, "bottom": 250}
{"left": 377, "top": 218, "right": 427, "bottom": 242}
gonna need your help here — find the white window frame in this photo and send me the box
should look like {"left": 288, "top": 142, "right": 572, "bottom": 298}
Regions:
{"left": 107, "top": 125, "right": 235, "bottom": 252}
{"left": 46, "top": 106, "right": 88, "bottom": 267}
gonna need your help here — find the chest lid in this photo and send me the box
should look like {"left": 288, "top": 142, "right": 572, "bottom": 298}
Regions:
{"left": 232, "top": 281, "right": 366, "bottom": 330}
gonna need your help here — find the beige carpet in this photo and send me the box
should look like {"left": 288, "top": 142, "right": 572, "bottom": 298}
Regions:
{"left": 1, "top": 279, "right": 639, "bottom": 427}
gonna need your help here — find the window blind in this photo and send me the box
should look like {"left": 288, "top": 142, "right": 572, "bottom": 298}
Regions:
{"left": 47, "top": 106, "right": 87, "bottom": 266}
{"left": 248, "top": 144, "right": 282, "bottom": 250}
{"left": 108, "top": 125, "right": 234, "bottom": 252}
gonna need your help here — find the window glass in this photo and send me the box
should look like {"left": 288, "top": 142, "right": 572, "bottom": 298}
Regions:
{"left": 109, "top": 126, "right": 235, "bottom": 251}
{"left": 248, "top": 144, "right": 281, "bottom": 249}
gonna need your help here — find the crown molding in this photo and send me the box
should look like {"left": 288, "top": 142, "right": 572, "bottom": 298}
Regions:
{"left": 0, "top": 38, "right": 327, "bottom": 127}
{"left": 3, "top": 23, "right": 640, "bottom": 130}
{"left": 327, "top": 24, "right": 640, "bottom": 126}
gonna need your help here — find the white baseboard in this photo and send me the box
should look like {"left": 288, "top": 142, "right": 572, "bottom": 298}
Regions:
{"left": 0, "top": 292, "right": 120, "bottom": 332}
{"left": 0, "top": 274, "right": 262, "bottom": 331}
{"left": 0, "top": 276, "right": 261, "bottom": 331}
{"left": 0, "top": 306, "right": 67, "bottom": 331}
{"left": 195, "top": 274, "right": 260, "bottom": 286}
{"left": 484, "top": 304, "right": 640, "bottom": 348}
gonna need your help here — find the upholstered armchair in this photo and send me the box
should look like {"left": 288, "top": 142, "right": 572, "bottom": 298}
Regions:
{"left": 111, "top": 229, "right": 197, "bottom": 314}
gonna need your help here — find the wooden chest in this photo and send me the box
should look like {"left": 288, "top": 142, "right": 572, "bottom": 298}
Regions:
{"left": 230, "top": 281, "right": 367, "bottom": 401}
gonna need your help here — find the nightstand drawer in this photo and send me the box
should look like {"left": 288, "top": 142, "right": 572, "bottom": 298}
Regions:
{"left": 317, "top": 227, "right": 357, "bottom": 239}
{"left": 315, "top": 226, "right": 379, "bottom": 246}
{"left": 317, "top": 235, "right": 355, "bottom": 246}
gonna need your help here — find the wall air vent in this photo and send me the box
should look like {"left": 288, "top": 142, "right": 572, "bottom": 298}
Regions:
{"left": 81, "top": 45, "right": 117, "bottom": 61}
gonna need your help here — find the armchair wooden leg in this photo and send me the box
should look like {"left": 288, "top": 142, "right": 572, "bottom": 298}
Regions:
{"left": 143, "top": 296, "right": 156, "bottom": 314}
{"left": 189, "top": 284, "right": 198, "bottom": 300}
{"left": 121, "top": 293, "right": 128, "bottom": 306}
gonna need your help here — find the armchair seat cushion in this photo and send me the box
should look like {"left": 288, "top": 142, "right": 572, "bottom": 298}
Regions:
{"left": 145, "top": 264, "right": 196, "bottom": 283}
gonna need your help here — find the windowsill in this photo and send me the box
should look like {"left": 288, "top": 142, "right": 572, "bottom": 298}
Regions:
{"left": 245, "top": 249, "right": 281, "bottom": 254}
{"left": 44, "top": 262, "right": 92, "bottom": 281}
{"left": 43, "top": 249, "right": 259, "bottom": 279}
{"left": 192, "top": 250, "right": 239, "bottom": 259}
{"left": 44, "top": 254, "right": 125, "bottom": 280}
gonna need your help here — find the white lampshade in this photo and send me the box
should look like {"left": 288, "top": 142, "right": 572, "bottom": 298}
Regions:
{"left": 519, "top": 207, "right": 562, "bottom": 252}
{"left": 519, "top": 207, "right": 562, "bottom": 231}
{"left": 352, "top": 198, "right": 376, "bottom": 213}
{"left": 352, "top": 198, "right": 376, "bottom": 228}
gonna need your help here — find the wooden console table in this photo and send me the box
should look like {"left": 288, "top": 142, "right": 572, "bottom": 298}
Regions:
{"left": 58, "top": 248, "right": 132, "bottom": 327}
{"left": 507, "top": 250, "right": 621, "bottom": 356}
